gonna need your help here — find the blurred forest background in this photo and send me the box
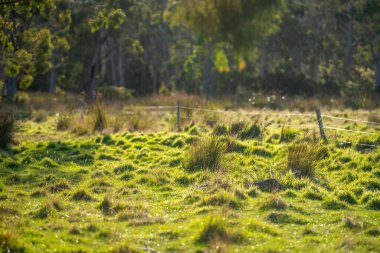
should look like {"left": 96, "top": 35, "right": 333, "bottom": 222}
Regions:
{"left": 1, "top": 0, "right": 380, "bottom": 107}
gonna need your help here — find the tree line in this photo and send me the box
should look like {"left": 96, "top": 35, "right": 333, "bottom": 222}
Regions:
{"left": 1, "top": 0, "right": 379, "bottom": 102}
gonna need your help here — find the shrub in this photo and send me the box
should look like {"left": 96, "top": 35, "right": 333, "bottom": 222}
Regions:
{"left": 184, "top": 135, "right": 226, "bottom": 172}
{"left": 198, "top": 216, "right": 229, "bottom": 243}
{"left": 98, "top": 86, "right": 133, "bottom": 101}
{"left": 287, "top": 142, "right": 321, "bottom": 178}
{"left": 0, "top": 112, "right": 17, "bottom": 149}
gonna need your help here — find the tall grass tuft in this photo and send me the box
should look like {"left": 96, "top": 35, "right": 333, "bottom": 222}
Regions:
{"left": 0, "top": 112, "right": 17, "bottom": 149}
{"left": 184, "top": 135, "right": 226, "bottom": 172}
{"left": 287, "top": 141, "right": 322, "bottom": 178}
{"left": 198, "top": 216, "right": 229, "bottom": 243}
{"left": 56, "top": 115, "right": 71, "bottom": 131}
{"left": 0, "top": 230, "right": 25, "bottom": 253}
{"left": 91, "top": 101, "right": 107, "bottom": 131}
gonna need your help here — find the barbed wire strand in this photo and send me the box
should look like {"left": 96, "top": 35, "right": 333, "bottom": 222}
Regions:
{"left": 322, "top": 115, "right": 380, "bottom": 125}
{"left": 339, "top": 142, "right": 379, "bottom": 148}
{"left": 324, "top": 126, "right": 378, "bottom": 135}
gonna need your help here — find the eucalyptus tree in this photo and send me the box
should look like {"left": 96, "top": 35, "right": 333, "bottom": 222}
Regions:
{"left": 169, "top": 0, "right": 286, "bottom": 97}
{"left": 0, "top": 0, "right": 52, "bottom": 101}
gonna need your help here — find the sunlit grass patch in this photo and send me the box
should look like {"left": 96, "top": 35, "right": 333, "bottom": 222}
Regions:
{"left": 184, "top": 135, "right": 226, "bottom": 172}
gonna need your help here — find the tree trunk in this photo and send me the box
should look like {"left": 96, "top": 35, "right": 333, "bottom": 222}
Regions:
{"left": 210, "top": 70, "right": 219, "bottom": 97}
{"left": 4, "top": 76, "right": 17, "bottom": 102}
{"left": 49, "top": 52, "right": 57, "bottom": 93}
{"left": 310, "top": 57, "right": 319, "bottom": 82}
{"left": 161, "top": 0, "right": 169, "bottom": 89}
{"left": 111, "top": 51, "right": 117, "bottom": 85}
{"left": 376, "top": 56, "right": 380, "bottom": 91}
{"left": 100, "top": 31, "right": 107, "bottom": 83}
{"left": 118, "top": 45, "right": 125, "bottom": 86}
{"left": 87, "top": 43, "right": 100, "bottom": 101}
{"left": 261, "top": 48, "right": 268, "bottom": 76}
{"left": 345, "top": 7, "right": 354, "bottom": 74}
{"left": 151, "top": 66, "right": 158, "bottom": 94}
{"left": 203, "top": 42, "right": 213, "bottom": 97}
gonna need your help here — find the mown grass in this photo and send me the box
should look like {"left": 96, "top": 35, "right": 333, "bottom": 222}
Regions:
{"left": 0, "top": 101, "right": 380, "bottom": 252}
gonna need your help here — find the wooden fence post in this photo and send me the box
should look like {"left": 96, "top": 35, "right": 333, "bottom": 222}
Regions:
{"left": 177, "top": 100, "right": 181, "bottom": 132}
{"left": 315, "top": 108, "right": 328, "bottom": 144}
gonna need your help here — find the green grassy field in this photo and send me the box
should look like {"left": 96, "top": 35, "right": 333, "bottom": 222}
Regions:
{"left": 1, "top": 99, "right": 380, "bottom": 252}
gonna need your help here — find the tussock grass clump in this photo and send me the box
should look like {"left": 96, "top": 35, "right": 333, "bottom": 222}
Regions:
{"left": 34, "top": 205, "right": 52, "bottom": 219}
{"left": 240, "top": 123, "right": 261, "bottom": 139}
{"left": 303, "top": 187, "right": 324, "bottom": 200}
{"left": 184, "top": 135, "right": 226, "bottom": 172}
{"left": 248, "top": 219, "right": 278, "bottom": 236}
{"left": 202, "top": 190, "right": 240, "bottom": 209}
{"left": 287, "top": 142, "right": 322, "bottom": 178}
{"left": 72, "top": 190, "right": 94, "bottom": 201}
{"left": 0, "top": 112, "right": 17, "bottom": 149}
{"left": 228, "top": 121, "right": 261, "bottom": 139}
{"left": 367, "top": 229, "right": 380, "bottom": 237}
{"left": 322, "top": 199, "right": 347, "bottom": 210}
{"left": 111, "top": 245, "right": 140, "bottom": 253}
{"left": 367, "top": 198, "right": 380, "bottom": 210}
{"left": 99, "top": 196, "right": 118, "bottom": 216}
{"left": 0, "top": 230, "right": 25, "bottom": 253}
{"left": 127, "top": 110, "right": 152, "bottom": 131}
{"left": 280, "top": 128, "right": 298, "bottom": 142}
{"left": 219, "top": 136, "right": 246, "bottom": 153}
{"left": 342, "top": 217, "right": 364, "bottom": 229}
{"left": 48, "top": 182, "right": 70, "bottom": 193}
{"left": 91, "top": 101, "right": 107, "bottom": 131}
{"left": 266, "top": 212, "right": 305, "bottom": 224}
{"left": 56, "top": 115, "right": 71, "bottom": 131}
{"left": 303, "top": 228, "right": 318, "bottom": 236}
{"left": 260, "top": 196, "right": 287, "bottom": 210}
{"left": 213, "top": 124, "right": 228, "bottom": 136}
{"left": 337, "top": 192, "right": 357, "bottom": 205}
{"left": 368, "top": 110, "right": 380, "bottom": 124}
{"left": 229, "top": 121, "right": 245, "bottom": 135}
{"left": 198, "top": 216, "right": 229, "bottom": 243}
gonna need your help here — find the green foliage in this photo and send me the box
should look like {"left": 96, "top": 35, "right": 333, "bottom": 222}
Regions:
{"left": 89, "top": 7, "right": 126, "bottom": 32}
{"left": 170, "top": 0, "right": 285, "bottom": 52}
{"left": 183, "top": 135, "right": 226, "bottom": 171}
